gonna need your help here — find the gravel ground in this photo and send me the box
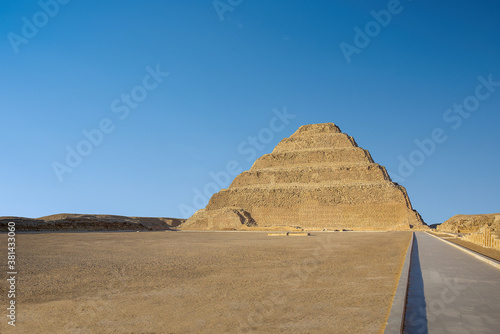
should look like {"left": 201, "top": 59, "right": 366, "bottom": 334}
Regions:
{"left": 0, "top": 231, "right": 411, "bottom": 334}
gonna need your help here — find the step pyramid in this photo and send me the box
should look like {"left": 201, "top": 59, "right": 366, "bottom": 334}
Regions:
{"left": 183, "top": 123, "right": 426, "bottom": 230}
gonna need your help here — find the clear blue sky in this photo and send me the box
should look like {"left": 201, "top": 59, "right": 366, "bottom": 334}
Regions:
{"left": 1, "top": 0, "right": 499, "bottom": 224}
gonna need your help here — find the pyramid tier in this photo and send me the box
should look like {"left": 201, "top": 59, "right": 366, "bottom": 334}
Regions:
{"left": 251, "top": 148, "right": 374, "bottom": 170}
{"left": 205, "top": 183, "right": 420, "bottom": 229}
{"left": 290, "top": 123, "right": 342, "bottom": 136}
{"left": 273, "top": 133, "right": 358, "bottom": 153}
{"left": 229, "top": 164, "right": 391, "bottom": 188}
{"left": 208, "top": 183, "right": 411, "bottom": 208}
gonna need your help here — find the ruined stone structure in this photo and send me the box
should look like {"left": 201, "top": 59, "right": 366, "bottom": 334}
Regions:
{"left": 182, "top": 123, "right": 426, "bottom": 230}
{"left": 437, "top": 213, "right": 500, "bottom": 235}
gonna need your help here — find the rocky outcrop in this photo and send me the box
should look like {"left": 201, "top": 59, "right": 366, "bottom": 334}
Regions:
{"left": 184, "top": 208, "right": 257, "bottom": 230}
{"left": 0, "top": 214, "right": 186, "bottom": 232}
{"left": 437, "top": 213, "right": 500, "bottom": 235}
{"left": 182, "top": 123, "right": 426, "bottom": 231}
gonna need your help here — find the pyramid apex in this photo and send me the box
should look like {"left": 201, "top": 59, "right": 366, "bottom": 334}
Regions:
{"left": 293, "top": 123, "right": 342, "bottom": 136}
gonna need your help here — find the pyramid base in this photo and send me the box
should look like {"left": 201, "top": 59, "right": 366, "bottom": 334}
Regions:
{"left": 182, "top": 204, "right": 427, "bottom": 231}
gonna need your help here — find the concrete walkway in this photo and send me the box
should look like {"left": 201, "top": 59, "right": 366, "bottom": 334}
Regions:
{"left": 404, "top": 232, "right": 500, "bottom": 334}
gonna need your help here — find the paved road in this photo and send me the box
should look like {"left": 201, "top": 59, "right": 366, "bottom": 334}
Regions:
{"left": 404, "top": 232, "right": 500, "bottom": 334}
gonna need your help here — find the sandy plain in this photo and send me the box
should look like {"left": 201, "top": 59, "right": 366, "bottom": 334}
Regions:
{"left": 0, "top": 231, "right": 411, "bottom": 334}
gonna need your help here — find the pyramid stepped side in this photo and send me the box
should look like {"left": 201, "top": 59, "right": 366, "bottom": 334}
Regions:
{"left": 202, "top": 183, "right": 420, "bottom": 230}
{"left": 273, "top": 133, "right": 358, "bottom": 152}
{"left": 209, "top": 183, "right": 409, "bottom": 209}
{"left": 182, "top": 123, "right": 426, "bottom": 231}
{"left": 251, "top": 148, "right": 374, "bottom": 170}
{"left": 229, "top": 164, "right": 391, "bottom": 188}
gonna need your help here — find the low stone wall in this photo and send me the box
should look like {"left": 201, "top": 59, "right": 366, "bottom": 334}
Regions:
{"left": 461, "top": 228, "right": 500, "bottom": 250}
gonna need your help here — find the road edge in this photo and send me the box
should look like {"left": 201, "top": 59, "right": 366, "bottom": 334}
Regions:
{"left": 425, "top": 231, "right": 500, "bottom": 270}
{"left": 384, "top": 231, "right": 414, "bottom": 334}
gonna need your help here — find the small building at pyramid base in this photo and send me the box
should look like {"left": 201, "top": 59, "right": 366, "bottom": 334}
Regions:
{"left": 182, "top": 123, "right": 427, "bottom": 231}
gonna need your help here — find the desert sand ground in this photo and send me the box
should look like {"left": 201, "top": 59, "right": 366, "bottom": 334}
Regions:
{"left": 0, "top": 231, "right": 411, "bottom": 334}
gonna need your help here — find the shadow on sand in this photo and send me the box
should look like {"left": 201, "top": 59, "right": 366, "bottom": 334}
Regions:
{"left": 403, "top": 234, "right": 428, "bottom": 334}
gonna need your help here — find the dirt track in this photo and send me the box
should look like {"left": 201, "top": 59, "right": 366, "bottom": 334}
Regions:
{"left": 0, "top": 231, "right": 411, "bottom": 333}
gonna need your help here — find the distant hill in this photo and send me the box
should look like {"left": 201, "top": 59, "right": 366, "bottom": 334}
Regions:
{"left": 437, "top": 213, "right": 500, "bottom": 236}
{"left": 0, "top": 214, "right": 185, "bottom": 232}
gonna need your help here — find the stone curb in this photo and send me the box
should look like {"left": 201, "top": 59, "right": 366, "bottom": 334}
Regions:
{"left": 425, "top": 232, "right": 500, "bottom": 270}
{"left": 384, "top": 232, "right": 414, "bottom": 334}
